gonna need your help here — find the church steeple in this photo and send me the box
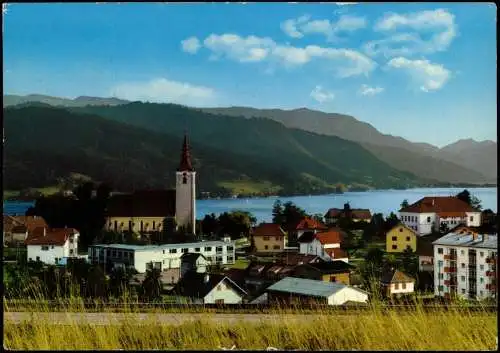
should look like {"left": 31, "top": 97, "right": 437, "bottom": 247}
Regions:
{"left": 178, "top": 133, "right": 194, "bottom": 172}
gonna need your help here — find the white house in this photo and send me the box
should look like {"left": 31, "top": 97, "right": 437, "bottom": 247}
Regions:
{"left": 399, "top": 196, "right": 481, "bottom": 236}
{"left": 433, "top": 230, "right": 497, "bottom": 300}
{"left": 25, "top": 227, "right": 80, "bottom": 265}
{"left": 89, "top": 240, "right": 236, "bottom": 273}
{"left": 295, "top": 217, "right": 328, "bottom": 239}
{"left": 298, "top": 230, "right": 348, "bottom": 263}
{"left": 265, "top": 277, "right": 368, "bottom": 305}
{"left": 380, "top": 269, "right": 415, "bottom": 297}
{"left": 180, "top": 252, "right": 209, "bottom": 277}
{"left": 171, "top": 272, "right": 247, "bottom": 304}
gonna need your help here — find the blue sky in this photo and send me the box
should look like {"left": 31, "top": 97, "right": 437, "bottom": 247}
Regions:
{"left": 3, "top": 2, "right": 497, "bottom": 147}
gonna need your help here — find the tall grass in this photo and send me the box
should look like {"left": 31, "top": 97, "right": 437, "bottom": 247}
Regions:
{"left": 4, "top": 301, "right": 497, "bottom": 350}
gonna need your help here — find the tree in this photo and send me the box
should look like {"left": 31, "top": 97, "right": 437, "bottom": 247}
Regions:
{"left": 272, "top": 200, "right": 285, "bottom": 225}
{"left": 456, "top": 189, "right": 482, "bottom": 210}
{"left": 401, "top": 199, "right": 409, "bottom": 209}
{"left": 312, "top": 213, "right": 324, "bottom": 223}
{"left": 400, "top": 247, "right": 418, "bottom": 278}
{"left": 384, "top": 212, "right": 400, "bottom": 231}
{"left": 86, "top": 265, "right": 108, "bottom": 299}
{"left": 281, "top": 201, "right": 308, "bottom": 232}
{"left": 141, "top": 267, "right": 162, "bottom": 302}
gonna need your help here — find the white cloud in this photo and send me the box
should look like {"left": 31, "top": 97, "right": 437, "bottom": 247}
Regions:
{"left": 386, "top": 57, "right": 451, "bottom": 92}
{"left": 281, "top": 14, "right": 367, "bottom": 41}
{"left": 181, "top": 36, "right": 201, "bottom": 54}
{"left": 199, "top": 33, "right": 376, "bottom": 77}
{"left": 358, "top": 84, "right": 384, "bottom": 96}
{"left": 310, "top": 86, "right": 335, "bottom": 103}
{"left": 365, "top": 9, "right": 457, "bottom": 57}
{"left": 109, "top": 78, "right": 217, "bottom": 107}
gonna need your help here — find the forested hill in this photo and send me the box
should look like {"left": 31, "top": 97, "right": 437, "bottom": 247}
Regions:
{"left": 4, "top": 104, "right": 426, "bottom": 196}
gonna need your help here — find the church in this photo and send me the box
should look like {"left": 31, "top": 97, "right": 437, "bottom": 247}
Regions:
{"left": 103, "top": 134, "right": 197, "bottom": 235}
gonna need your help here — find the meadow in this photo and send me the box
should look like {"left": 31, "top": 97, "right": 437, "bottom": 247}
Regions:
{"left": 4, "top": 299, "right": 497, "bottom": 350}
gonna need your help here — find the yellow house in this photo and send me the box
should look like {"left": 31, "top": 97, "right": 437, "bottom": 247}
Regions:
{"left": 292, "top": 261, "right": 355, "bottom": 285}
{"left": 252, "top": 223, "right": 287, "bottom": 253}
{"left": 104, "top": 190, "right": 176, "bottom": 234}
{"left": 386, "top": 223, "right": 417, "bottom": 253}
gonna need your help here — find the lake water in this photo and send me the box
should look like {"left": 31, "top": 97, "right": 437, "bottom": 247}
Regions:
{"left": 3, "top": 188, "right": 497, "bottom": 223}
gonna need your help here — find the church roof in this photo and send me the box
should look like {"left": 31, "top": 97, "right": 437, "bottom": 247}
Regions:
{"left": 178, "top": 133, "right": 194, "bottom": 172}
{"left": 106, "top": 189, "right": 176, "bottom": 217}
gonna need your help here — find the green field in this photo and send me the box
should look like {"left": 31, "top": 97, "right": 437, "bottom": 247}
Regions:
{"left": 217, "top": 180, "right": 282, "bottom": 195}
{"left": 4, "top": 186, "right": 60, "bottom": 200}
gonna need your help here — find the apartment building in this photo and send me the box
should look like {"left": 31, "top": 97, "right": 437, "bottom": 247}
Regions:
{"left": 433, "top": 230, "right": 497, "bottom": 300}
{"left": 89, "top": 240, "right": 235, "bottom": 273}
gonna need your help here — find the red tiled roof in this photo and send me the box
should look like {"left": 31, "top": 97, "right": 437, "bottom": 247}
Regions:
{"left": 400, "top": 197, "right": 476, "bottom": 214}
{"left": 437, "top": 211, "right": 467, "bottom": 218}
{"left": 381, "top": 269, "right": 415, "bottom": 284}
{"left": 5, "top": 216, "right": 48, "bottom": 234}
{"left": 25, "top": 228, "right": 79, "bottom": 246}
{"left": 351, "top": 210, "right": 372, "bottom": 220}
{"left": 316, "top": 230, "right": 344, "bottom": 245}
{"left": 253, "top": 223, "right": 287, "bottom": 237}
{"left": 296, "top": 217, "right": 328, "bottom": 230}
{"left": 325, "top": 208, "right": 342, "bottom": 218}
{"left": 325, "top": 248, "right": 348, "bottom": 260}
{"left": 324, "top": 208, "right": 371, "bottom": 220}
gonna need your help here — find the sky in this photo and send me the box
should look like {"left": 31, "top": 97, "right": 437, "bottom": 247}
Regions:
{"left": 3, "top": 2, "right": 497, "bottom": 147}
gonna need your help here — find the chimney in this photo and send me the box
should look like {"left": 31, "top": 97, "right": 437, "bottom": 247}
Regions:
{"left": 43, "top": 227, "right": 46, "bottom": 237}
{"left": 472, "top": 232, "right": 478, "bottom": 241}
{"left": 432, "top": 199, "right": 435, "bottom": 206}
{"left": 204, "top": 273, "right": 210, "bottom": 283}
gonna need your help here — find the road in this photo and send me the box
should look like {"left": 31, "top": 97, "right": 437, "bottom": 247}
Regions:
{"left": 4, "top": 312, "right": 315, "bottom": 326}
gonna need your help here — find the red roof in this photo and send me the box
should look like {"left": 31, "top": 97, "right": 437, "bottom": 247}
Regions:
{"left": 400, "top": 197, "right": 476, "bottom": 214}
{"left": 325, "top": 248, "right": 348, "bottom": 260}
{"left": 351, "top": 210, "right": 372, "bottom": 220}
{"left": 316, "top": 230, "right": 344, "bottom": 245}
{"left": 324, "top": 208, "right": 371, "bottom": 220}
{"left": 4, "top": 216, "right": 48, "bottom": 234}
{"left": 296, "top": 217, "right": 328, "bottom": 231}
{"left": 437, "top": 211, "right": 467, "bottom": 218}
{"left": 25, "top": 228, "right": 79, "bottom": 246}
{"left": 253, "top": 223, "right": 286, "bottom": 237}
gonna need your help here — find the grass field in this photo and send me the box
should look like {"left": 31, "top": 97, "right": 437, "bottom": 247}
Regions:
{"left": 217, "top": 180, "right": 282, "bottom": 195}
{"left": 4, "top": 303, "right": 497, "bottom": 350}
{"left": 4, "top": 186, "right": 60, "bottom": 199}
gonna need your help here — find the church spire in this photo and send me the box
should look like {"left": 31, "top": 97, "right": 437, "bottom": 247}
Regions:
{"left": 178, "top": 132, "right": 194, "bottom": 172}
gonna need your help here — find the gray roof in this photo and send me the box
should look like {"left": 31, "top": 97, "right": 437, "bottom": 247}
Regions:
{"left": 266, "top": 277, "right": 367, "bottom": 298}
{"left": 91, "top": 240, "right": 234, "bottom": 252}
{"left": 432, "top": 232, "right": 497, "bottom": 249}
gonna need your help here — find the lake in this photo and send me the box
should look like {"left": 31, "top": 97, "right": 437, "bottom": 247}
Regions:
{"left": 3, "top": 188, "right": 497, "bottom": 223}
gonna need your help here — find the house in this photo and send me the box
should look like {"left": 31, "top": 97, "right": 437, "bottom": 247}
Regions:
{"left": 25, "top": 227, "right": 79, "bottom": 265}
{"left": 416, "top": 235, "right": 440, "bottom": 272}
{"left": 89, "top": 240, "right": 236, "bottom": 273}
{"left": 399, "top": 196, "right": 481, "bottom": 236}
{"left": 295, "top": 217, "right": 328, "bottom": 239}
{"left": 386, "top": 223, "right": 418, "bottom": 253}
{"left": 275, "top": 253, "right": 324, "bottom": 266}
{"left": 104, "top": 134, "right": 197, "bottom": 235}
{"left": 298, "top": 229, "right": 348, "bottom": 262}
{"left": 3, "top": 215, "right": 48, "bottom": 245}
{"left": 292, "top": 261, "right": 356, "bottom": 285}
{"left": 380, "top": 269, "right": 415, "bottom": 297}
{"left": 128, "top": 268, "right": 181, "bottom": 291}
{"left": 265, "top": 277, "right": 369, "bottom": 305}
{"left": 432, "top": 230, "right": 497, "bottom": 300}
{"left": 251, "top": 223, "right": 287, "bottom": 253}
{"left": 180, "top": 253, "right": 209, "bottom": 277}
{"left": 171, "top": 272, "right": 247, "bottom": 304}
{"left": 324, "top": 208, "right": 372, "bottom": 225}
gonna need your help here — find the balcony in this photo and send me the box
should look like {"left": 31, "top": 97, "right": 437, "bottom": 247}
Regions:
{"left": 486, "top": 284, "right": 496, "bottom": 291}
{"left": 486, "top": 256, "right": 497, "bottom": 264}
{"left": 444, "top": 279, "right": 457, "bottom": 286}
{"left": 443, "top": 267, "right": 457, "bottom": 273}
{"left": 486, "top": 271, "right": 496, "bottom": 277}
{"left": 444, "top": 254, "right": 457, "bottom": 260}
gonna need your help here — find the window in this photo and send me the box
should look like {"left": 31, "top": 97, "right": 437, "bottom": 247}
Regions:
{"left": 480, "top": 278, "right": 484, "bottom": 284}
{"left": 273, "top": 245, "right": 280, "bottom": 250}
{"left": 264, "top": 245, "right": 269, "bottom": 250}
{"left": 204, "top": 247, "right": 212, "bottom": 252}
{"left": 480, "top": 291, "right": 483, "bottom": 296}
{"left": 438, "top": 273, "right": 444, "bottom": 279}
{"left": 216, "top": 246, "right": 223, "bottom": 252}
{"left": 181, "top": 248, "right": 188, "bottom": 253}
{"left": 182, "top": 173, "right": 188, "bottom": 184}
{"left": 195, "top": 248, "right": 200, "bottom": 252}
{"left": 438, "top": 248, "right": 443, "bottom": 254}
{"left": 51, "top": 245, "right": 55, "bottom": 249}
{"left": 438, "top": 285, "right": 443, "bottom": 291}
{"left": 41, "top": 246, "right": 49, "bottom": 251}
{"left": 470, "top": 216, "right": 474, "bottom": 222}
{"left": 69, "top": 239, "right": 74, "bottom": 244}
{"left": 402, "top": 283, "right": 406, "bottom": 289}
{"left": 217, "top": 284, "right": 222, "bottom": 291}
{"left": 263, "top": 236, "right": 270, "bottom": 241}
{"left": 330, "top": 276, "right": 336, "bottom": 282}
{"left": 461, "top": 276, "right": 465, "bottom": 282}
{"left": 461, "top": 263, "right": 465, "bottom": 268}
{"left": 438, "top": 260, "right": 443, "bottom": 267}
{"left": 427, "top": 217, "right": 431, "bottom": 223}
{"left": 112, "top": 250, "right": 117, "bottom": 257}
{"left": 153, "top": 221, "right": 156, "bottom": 229}
{"left": 480, "top": 265, "right": 484, "bottom": 270}
{"left": 399, "top": 228, "right": 403, "bottom": 232}
{"left": 395, "top": 283, "right": 399, "bottom": 289}
{"left": 461, "top": 250, "right": 465, "bottom": 255}
{"left": 169, "top": 249, "right": 177, "bottom": 254}
{"left": 215, "top": 299, "right": 224, "bottom": 305}
{"left": 117, "top": 251, "right": 122, "bottom": 258}
{"left": 227, "top": 246, "right": 234, "bottom": 251}
{"left": 461, "top": 289, "right": 466, "bottom": 294}
{"left": 392, "top": 236, "right": 397, "bottom": 241}
{"left": 406, "top": 236, "right": 411, "bottom": 241}
{"left": 479, "top": 252, "right": 484, "bottom": 257}
{"left": 70, "top": 249, "right": 74, "bottom": 255}
{"left": 392, "top": 245, "right": 397, "bottom": 250}
{"left": 163, "top": 250, "right": 165, "bottom": 254}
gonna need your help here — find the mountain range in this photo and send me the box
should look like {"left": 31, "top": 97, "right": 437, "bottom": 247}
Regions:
{"left": 2, "top": 94, "right": 497, "bottom": 196}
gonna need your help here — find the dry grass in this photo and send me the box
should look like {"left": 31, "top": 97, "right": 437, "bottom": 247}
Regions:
{"left": 4, "top": 301, "right": 497, "bottom": 350}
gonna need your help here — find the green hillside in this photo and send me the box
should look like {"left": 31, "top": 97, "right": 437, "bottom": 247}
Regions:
{"left": 4, "top": 104, "right": 424, "bottom": 197}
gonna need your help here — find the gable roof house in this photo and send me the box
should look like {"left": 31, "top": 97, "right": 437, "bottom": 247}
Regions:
{"left": 324, "top": 208, "right": 372, "bottom": 225}
{"left": 386, "top": 223, "right": 418, "bottom": 253}
{"left": 298, "top": 229, "right": 348, "bottom": 262}
{"left": 171, "top": 272, "right": 247, "bottom": 304}
{"left": 399, "top": 196, "right": 481, "bottom": 236}
{"left": 180, "top": 253, "right": 209, "bottom": 277}
{"left": 296, "top": 217, "right": 328, "bottom": 239}
{"left": 292, "top": 261, "right": 356, "bottom": 285}
{"left": 25, "top": 227, "right": 80, "bottom": 265}
{"left": 251, "top": 223, "right": 288, "bottom": 253}
{"left": 380, "top": 269, "right": 415, "bottom": 297}
{"left": 3, "top": 215, "right": 49, "bottom": 245}
{"left": 265, "top": 277, "right": 369, "bottom": 305}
